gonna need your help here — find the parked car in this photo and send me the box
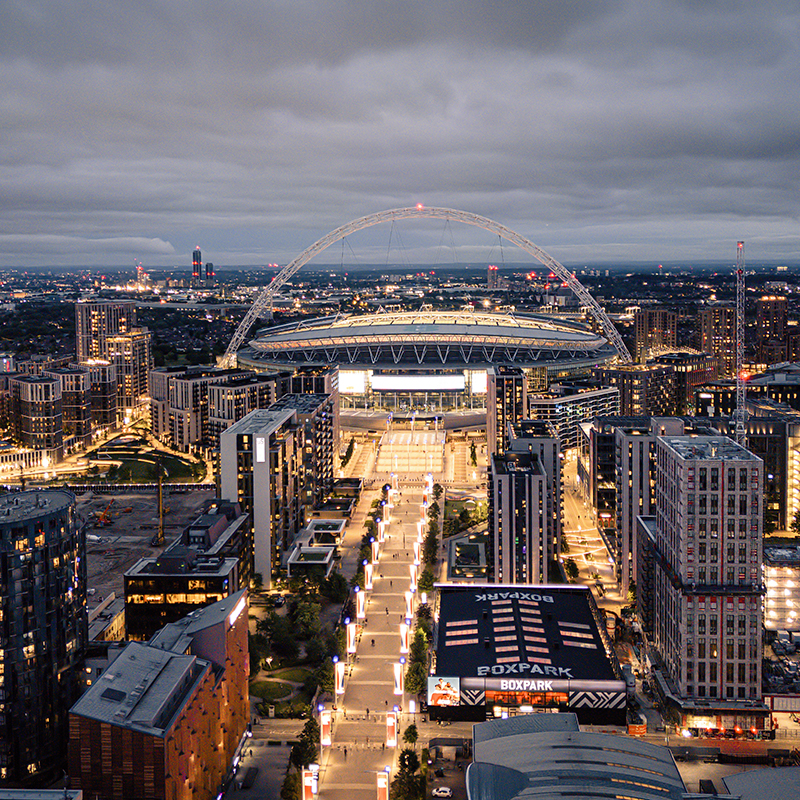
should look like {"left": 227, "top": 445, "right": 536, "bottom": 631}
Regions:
{"left": 432, "top": 789, "right": 452, "bottom": 798}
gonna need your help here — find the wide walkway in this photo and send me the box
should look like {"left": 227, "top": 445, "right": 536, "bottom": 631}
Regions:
{"left": 321, "top": 481, "right": 426, "bottom": 800}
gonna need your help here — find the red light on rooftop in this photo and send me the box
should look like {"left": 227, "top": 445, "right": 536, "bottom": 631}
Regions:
{"left": 416, "top": 203, "right": 424, "bottom": 210}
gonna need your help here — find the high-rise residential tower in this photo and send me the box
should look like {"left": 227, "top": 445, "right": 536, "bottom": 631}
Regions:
{"left": 698, "top": 305, "right": 737, "bottom": 377}
{"left": 0, "top": 490, "right": 87, "bottom": 786}
{"left": 487, "top": 365, "right": 527, "bottom": 455}
{"left": 633, "top": 308, "right": 676, "bottom": 362}
{"left": 643, "top": 435, "right": 763, "bottom": 703}
{"left": 75, "top": 301, "right": 136, "bottom": 362}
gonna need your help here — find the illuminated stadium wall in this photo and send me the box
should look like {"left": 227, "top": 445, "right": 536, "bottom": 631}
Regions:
{"left": 338, "top": 369, "right": 487, "bottom": 412}
{"left": 239, "top": 310, "right": 616, "bottom": 413}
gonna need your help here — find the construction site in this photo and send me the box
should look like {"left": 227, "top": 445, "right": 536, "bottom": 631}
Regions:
{"left": 76, "top": 486, "right": 216, "bottom": 602}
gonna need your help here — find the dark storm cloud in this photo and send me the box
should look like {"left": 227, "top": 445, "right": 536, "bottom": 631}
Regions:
{"left": 1, "top": 0, "right": 799, "bottom": 267}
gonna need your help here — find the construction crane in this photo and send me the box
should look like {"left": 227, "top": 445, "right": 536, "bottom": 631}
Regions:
{"left": 96, "top": 499, "right": 115, "bottom": 527}
{"left": 734, "top": 241, "right": 748, "bottom": 448}
{"left": 150, "top": 459, "right": 166, "bottom": 547}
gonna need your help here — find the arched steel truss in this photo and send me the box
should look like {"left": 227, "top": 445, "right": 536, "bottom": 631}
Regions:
{"left": 222, "top": 207, "right": 632, "bottom": 367}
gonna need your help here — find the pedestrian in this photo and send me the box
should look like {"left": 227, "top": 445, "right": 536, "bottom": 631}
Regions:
{"left": 385, "top": 607, "right": 389, "bottom": 615}
{"left": 390, "top": 580, "right": 393, "bottom": 588}
{"left": 344, "top": 747, "right": 347, "bottom": 759}
{"left": 366, "top": 707, "right": 369, "bottom": 717}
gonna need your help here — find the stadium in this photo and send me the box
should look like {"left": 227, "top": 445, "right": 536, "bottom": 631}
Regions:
{"left": 237, "top": 308, "right": 616, "bottom": 413}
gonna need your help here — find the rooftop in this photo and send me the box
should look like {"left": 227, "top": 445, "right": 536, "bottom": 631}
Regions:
{"left": 0, "top": 489, "right": 73, "bottom": 525}
{"left": 469, "top": 714, "right": 686, "bottom": 800}
{"left": 70, "top": 642, "right": 209, "bottom": 736}
{"left": 220, "top": 407, "right": 295, "bottom": 437}
{"left": 659, "top": 434, "right": 760, "bottom": 462}
{"left": 149, "top": 589, "right": 247, "bottom": 655}
{"left": 270, "top": 392, "right": 332, "bottom": 414}
{"left": 434, "top": 585, "right": 618, "bottom": 682}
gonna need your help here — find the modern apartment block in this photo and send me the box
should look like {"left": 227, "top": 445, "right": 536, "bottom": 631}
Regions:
{"left": 634, "top": 307, "right": 677, "bottom": 363}
{"left": 8, "top": 374, "right": 63, "bottom": 461}
{"left": 756, "top": 295, "right": 788, "bottom": 365}
{"left": 82, "top": 359, "right": 118, "bottom": 429}
{"left": 269, "top": 393, "right": 335, "bottom": 510}
{"left": 69, "top": 591, "right": 249, "bottom": 800}
{"left": 592, "top": 363, "right": 677, "bottom": 417}
{"left": 529, "top": 383, "right": 620, "bottom": 450}
{"left": 75, "top": 301, "right": 136, "bottom": 362}
{"left": 0, "top": 490, "right": 87, "bottom": 786}
{"left": 487, "top": 365, "right": 527, "bottom": 455}
{"left": 615, "top": 418, "right": 688, "bottom": 595}
{"left": 206, "top": 373, "right": 288, "bottom": 450}
{"left": 643, "top": 435, "right": 764, "bottom": 705}
{"left": 219, "top": 409, "right": 303, "bottom": 587}
{"left": 44, "top": 367, "right": 93, "bottom": 450}
{"left": 489, "top": 451, "right": 554, "bottom": 584}
{"left": 106, "top": 329, "right": 152, "bottom": 421}
{"left": 697, "top": 304, "right": 737, "bottom": 377}
{"left": 75, "top": 301, "right": 151, "bottom": 423}
{"left": 506, "top": 419, "right": 562, "bottom": 552}
{"left": 164, "top": 367, "right": 249, "bottom": 453}
{"left": 648, "top": 352, "right": 720, "bottom": 415}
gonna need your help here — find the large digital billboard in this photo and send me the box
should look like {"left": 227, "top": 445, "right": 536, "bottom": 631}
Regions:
{"left": 427, "top": 677, "right": 460, "bottom": 707}
{"left": 372, "top": 375, "right": 465, "bottom": 392}
{"left": 339, "top": 370, "right": 367, "bottom": 394}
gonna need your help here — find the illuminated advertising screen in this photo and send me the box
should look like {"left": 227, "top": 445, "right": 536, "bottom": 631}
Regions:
{"left": 339, "top": 370, "right": 367, "bottom": 394}
{"left": 470, "top": 370, "right": 488, "bottom": 394}
{"left": 427, "top": 676, "right": 460, "bottom": 707}
{"left": 372, "top": 375, "right": 465, "bottom": 392}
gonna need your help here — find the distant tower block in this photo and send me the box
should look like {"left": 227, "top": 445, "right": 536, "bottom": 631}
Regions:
{"left": 205, "top": 261, "right": 215, "bottom": 281}
{"left": 192, "top": 247, "right": 202, "bottom": 282}
{"left": 487, "top": 264, "right": 499, "bottom": 289}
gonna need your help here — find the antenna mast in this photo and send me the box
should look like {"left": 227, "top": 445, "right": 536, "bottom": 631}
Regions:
{"left": 734, "top": 241, "right": 747, "bottom": 447}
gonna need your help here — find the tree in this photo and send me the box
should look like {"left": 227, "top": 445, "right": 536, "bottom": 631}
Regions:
{"left": 252, "top": 572, "right": 264, "bottom": 592}
{"left": 280, "top": 770, "right": 300, "bottom": 800}
{"left": 423, "top": 533, "right": 438, "bottom": 565}
{"left": 565, "top": 558, "right": 579, "bottom": 581}
{"left": 409, "top": 630, "right": 427, "bottom": 663}
{"left": 340, "top": 437, "right": 356, "bottom": 468}
{"left": 294, "top": 601, "right": 322, "bottom": 639}
{"left": 289, "top": 718, "right": 319, "bottom": 768}
{"left": 469, "top": 441, "right": 477, "bottom": 466}
{"left": 417, "top": 568, "right": 434, "bottom": 593}
{"left": 433, "top": 483, "right": 443, "bottom": 501}
{"left": 320, "top": 571, "right": 349, "bottom": 603}
{"left": 403, "top": 723, "right": 419, "bottom": 747}
{"left": 404, "top": 662, "right": 427, "bottom": 696}
{"left": 399, "top": 747, "right": 420, "bottom": 771}
{"left": 427, "top": 501, "right": 440, "bottom": 520}
{"left": 560, "top": 537, "right": 570, "bottom": 554}
{"left": 392, "top": 749, "right": 425, "bottom": 800}
{"left": 792, "top": 509, "right": 800, "bottom": 534}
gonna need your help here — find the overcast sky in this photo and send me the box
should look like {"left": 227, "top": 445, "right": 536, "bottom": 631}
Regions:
{"left": 2, "top": 0, "right": 799, "bottom": 269}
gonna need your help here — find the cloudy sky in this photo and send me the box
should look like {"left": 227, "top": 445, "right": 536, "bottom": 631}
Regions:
{"left": 2, "top": 0, "right": 799, "bottom": 269}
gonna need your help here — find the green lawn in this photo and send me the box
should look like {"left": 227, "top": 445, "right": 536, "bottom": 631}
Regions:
{"left": 249, "top": 680, "right": 294, "bottom": 702}
{"left": 270, "top": 667, "right": 313, "bottom": 683}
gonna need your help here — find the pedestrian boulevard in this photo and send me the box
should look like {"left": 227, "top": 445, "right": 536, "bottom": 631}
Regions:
{"left": 320, "top": 480, "right": 429, "bottom": 799}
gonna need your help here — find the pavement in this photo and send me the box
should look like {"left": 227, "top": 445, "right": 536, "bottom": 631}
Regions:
{"left": 252, "top": 463, "right": 479, "bottom": 800}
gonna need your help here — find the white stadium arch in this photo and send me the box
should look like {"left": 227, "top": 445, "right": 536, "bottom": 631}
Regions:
{"left": 222, "top": 207, "right": 632, "bottom": 367}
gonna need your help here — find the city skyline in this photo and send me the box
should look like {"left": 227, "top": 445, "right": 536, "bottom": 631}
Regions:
{"left": 2, "top": 1, "right": 800, "bottom": 268}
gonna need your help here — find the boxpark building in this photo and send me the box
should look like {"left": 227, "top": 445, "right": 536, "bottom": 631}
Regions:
{"left": 429, "top": 585, "right": 626, "bottom": 725}
{"left": 238, "top": 309, "right": 616, "bottom": 412}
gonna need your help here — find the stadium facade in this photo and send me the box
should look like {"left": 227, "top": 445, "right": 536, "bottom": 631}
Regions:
{"left": 238, "top": 309, "right": 616, "bottom": 413}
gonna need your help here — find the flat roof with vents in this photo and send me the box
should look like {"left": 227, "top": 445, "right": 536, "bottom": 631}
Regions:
{"left": 430, "top": 585, "right": 626, "bottom": 724}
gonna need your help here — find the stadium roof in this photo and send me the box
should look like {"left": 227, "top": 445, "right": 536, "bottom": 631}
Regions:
{"left": 243, "top": 310, "right": 615, "bottom": 369}
{"left": 469, "top": 714, "right": 686, "bottom": 800}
